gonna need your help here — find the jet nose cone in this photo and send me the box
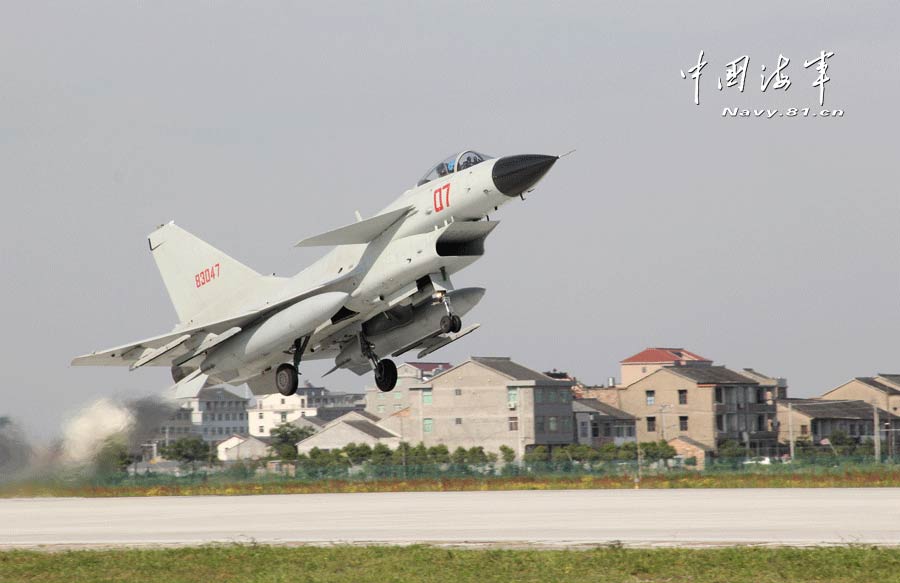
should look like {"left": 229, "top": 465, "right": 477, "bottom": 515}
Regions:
{"left": 492, "top": 154, "right": 558, "bottom": 197}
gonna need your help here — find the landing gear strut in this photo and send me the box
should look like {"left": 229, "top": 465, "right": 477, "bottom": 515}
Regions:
{"left": 360, "top": 333, "right": 398, "bottom": 392}
{"left": 437, "top": 292, "right": 462, "bottom": 334}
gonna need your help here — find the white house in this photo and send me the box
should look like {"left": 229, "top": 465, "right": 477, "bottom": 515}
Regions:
{"left": 249, "top": 393, "right": 318, "bottom": 438}
{"left": 296, "top": 412, "right": 400, "bottom": 454}
{"left": 216, "top": 434, "right": 272, "bottom": 461}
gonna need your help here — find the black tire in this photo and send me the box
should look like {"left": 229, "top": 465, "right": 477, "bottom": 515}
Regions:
{"left": 450, "top": 314, "right": 462, "bottom": 334}
{"left": 275, "top": 363, "right": 299, "bottom": 396}
{"left": 375, "top": 359, "right": 398, "bottom": 392}
{"left": 439, "top": 315, "right": 453, "bottom": 334}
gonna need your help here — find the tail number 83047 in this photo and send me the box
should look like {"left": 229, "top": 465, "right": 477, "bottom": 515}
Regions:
{"left": 195, "top": 263, "right": 220, "bottom": 288}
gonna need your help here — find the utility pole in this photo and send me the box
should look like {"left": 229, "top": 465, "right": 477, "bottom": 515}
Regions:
{"left": 873, "top": 403, "right": 881, "bottom": 463}
{"left": 788, "top": 403, "right": 795, "bottom": 460}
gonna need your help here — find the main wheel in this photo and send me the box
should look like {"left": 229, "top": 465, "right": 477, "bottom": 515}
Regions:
{"left": 439, "top": 315, "right": 453, "bottom": 334}
{"left": 375, "top": 358, "right": 398, "bottom": 392}
{"left": 450, "top": 314, "right": 462, "bottom": 334}
{"left": 275, "top": 363, "right": 299, "bottom": 396}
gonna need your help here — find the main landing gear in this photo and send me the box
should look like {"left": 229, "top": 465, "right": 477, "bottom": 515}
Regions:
{"left": 360, "top": 333, "right": 398, "bottom": 392}
{"left": 275, "top": 336, "right": 309, "bottom": 396}
{"left": 437, "top": 292, "right": 462, "bottom": 334}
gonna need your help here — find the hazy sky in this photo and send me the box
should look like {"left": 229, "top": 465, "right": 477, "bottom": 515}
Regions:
{"left": 2, "top": 2, "right": 898, "bottom": 439}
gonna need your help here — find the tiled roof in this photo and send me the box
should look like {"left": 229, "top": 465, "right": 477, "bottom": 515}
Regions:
{"left": 784, "top": 398, "right": 899, "bottom": 420}
{"left": 876, "top": 374, "right": 900, "bottom": 389}
{"left": 471, "top": 357, "right": 552, "bottom": 382}
{"left": 404, "top": 362, "right": 452, "bottom": 374}
{"left": 666, "top": 365, "right": 757, "bottom": 385}
{"left": 344, "top": 419, "right": 398, "bottom": 439}
{"left": 856, "top": 377, "right": 900, "bottom": 396}
{"left": 621, "top": 348, "right": 711, "bottom": 364}
{"left": 573, "top": 399, "right": 635, "bottom": 420}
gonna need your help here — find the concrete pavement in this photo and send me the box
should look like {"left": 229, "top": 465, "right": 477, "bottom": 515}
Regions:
{"left": 2, "top": 488, "right": 900, "bottom": 549}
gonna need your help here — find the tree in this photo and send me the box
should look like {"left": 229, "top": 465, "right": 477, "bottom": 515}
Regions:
{"left": 369, "top": 443, "right": 393, "bottom": 466}
{"left": 450, "top": 446, "right": 468, "bottom": 465}
{"left": 717, "top": 439, "right": 744, "bottom": 459}
{"left": 95, "top": 437, "right": 132, "bottom": 475}
{"left": 466, "top": 446, "right": 488, "bottom": 465}
{"left": 269, "top": 423, "right": 315, "bottom": 461}
{"left": 342, "top": 442, "right": 373, "bottom": 465}
{"left": 499, "top": 445, "right": 516, "bottom": 464}
{"left": 523, "top": 446, "right": 549, "bottom": 463}
{"left": 160, "top": 437, "right": 213, "bottom": 469}
{"left": 392, "top": 442, "right": 412, "bottom": 466}
{"left": 428, "top": 444, "right": 451, "bottom": 464}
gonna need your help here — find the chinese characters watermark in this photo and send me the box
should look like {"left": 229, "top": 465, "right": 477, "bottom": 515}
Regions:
{"left": 681, "top": 50, "right": 835, "bottom": 106}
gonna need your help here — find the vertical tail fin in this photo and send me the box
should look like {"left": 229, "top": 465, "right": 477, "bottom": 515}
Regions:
{"left": 148, "top": 222, "right": 261, "bottom": 324}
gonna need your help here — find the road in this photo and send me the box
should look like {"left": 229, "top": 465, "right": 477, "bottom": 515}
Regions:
{"left": 2, "top": 488, "right": 900, "bottom": 549}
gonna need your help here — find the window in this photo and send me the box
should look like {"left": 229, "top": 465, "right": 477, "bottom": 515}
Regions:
{"left": 642, "top": 366, "right": 647, "bottom": 373}
{"left": 423, "top": 389, "right": 432, "bottom": 404}
{"left": 423, "top": 418, "right": 433, "bottom": 433}
{"left": 615, "top": 425, "right": 624, "bottom": 438}
{"left": 535, "top": 388, "right": 544, "bottom": 403}
{"left": 507, "top": 387, "right": 518, "bottom": 405}
{"left": 548, "top": 416, "right": 558, "bottom": 432}
{"left": 536, "top": 416, "right": 546, "bottom": 432}
{"left": 679, "top": 416, "right": 688, "bottom": 431}
{"left": 377, "top": 405, "right": 385, "bottom": 414}
{"left": 455, "top": 418, "right": 462, "bottom": 425}
{"left": 378, "top": 393, "right": 385, "bottom": 400}
{"left": 280, "top": 413, "right": 287, "bottom": 423}
{"left": 280, "top": 398, "right": 285, "bottom": 405}
{"left": 559, "top": 389, "right": 570, "bottom": 402}
{"left": 579, "top": 421, "right": 588, "bottom": 438}
{"left": 756, "top": 388, "right": 767, "bottom": 403}
{"left": 394, "top": 391, "right": 403, "bottom": 399}
{"left": 454, "top": 388, "right": 462, "bottom": 396}
{"left": 678, "top": 390, "right": 688, "bottom": 405}
{"left": 715, "top": 387, "right": 723, "bottom": 404}
{"left": 547, "top": 389, "right": 558, "bottom": 403}
{"left": 591, "top": 418, "right": 600, "bottom": 438}
{"left": 646, "top": 416, "right": 657, "bottom": 432}
{"left": 603, "top": 423, "right": 612, "bottom": 437}
{"left": 801, "top": 424, "right": 809, "bottom": 435}
{"left": 509, "top": 416, "right": 519, "bottom": 431}
{"left": 716, "top": 414, "right": 724, "bottom": 432}
{"left": 645, "top": 390, "right": 655, "bottom": 406}
{"left": 626, "top": 426, "right": 635, "bottom": 437}
{"left": 258, "top": 426, "right": 264, "bottom": 433}
{"left": 561, "top": 416, "right": 572, "bottom": 433}
{"left": 756, "top": 414, "right": 766, "bottom": 432}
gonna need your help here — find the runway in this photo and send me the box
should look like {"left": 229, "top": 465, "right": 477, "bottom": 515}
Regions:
{"left": 2, "top": 488, "right": 900, "bottom": 549}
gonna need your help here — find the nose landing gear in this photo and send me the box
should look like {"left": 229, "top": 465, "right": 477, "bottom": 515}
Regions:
{"left": 437, "top": 292, "right": 463, "bottom": 334}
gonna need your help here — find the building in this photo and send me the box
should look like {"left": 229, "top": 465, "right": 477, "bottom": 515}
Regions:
{"left": 667, "top": 436, "right": 712, "bottom": 470}
{"left": 776, "top": 398, "right": 898, "bottom": 449}
{"left": 388, "top": 356, "right": 575, "bottom": 459}
{"left": 249, "top": 393, "right": 317, "bottom": 438}
{"left": 740, "top": 368, "right": 788, "bottom": 400}
{"left": 820, "top": 375, "right": 900, "bottom": 415}
{"left": 216, "top": 434, "right": 272, "bottom": 461}
{"left": 619, "top": 347, "right": 712, "bottom": 386}
{"left": 296, "top": 411, "right": 401, "bottom": 454}
{"left": 365, "top": 362, "right": 452, "bottom": 417}
{"left": 572, "top": 399, "right": 636, "bottom": 446}
{"left": 155, "top": 386, "right": 251, "bottom": 444}
{"left": 615, "top": 365, "right": 778, "bottom": 453}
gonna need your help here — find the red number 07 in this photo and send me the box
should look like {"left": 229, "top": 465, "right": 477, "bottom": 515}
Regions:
{"left": 433, "top": 183, "right": 450, "bottom": 212}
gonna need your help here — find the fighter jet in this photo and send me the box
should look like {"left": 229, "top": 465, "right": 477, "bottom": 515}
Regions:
{"left": 72, "top": 151, "right": 558, "bottom": 396}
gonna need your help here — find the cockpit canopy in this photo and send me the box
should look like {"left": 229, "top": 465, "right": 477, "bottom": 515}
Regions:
{"left": 417, "top": 150, "right": 492, "bottom": 186}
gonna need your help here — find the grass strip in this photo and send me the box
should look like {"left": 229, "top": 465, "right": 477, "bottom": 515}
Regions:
{"left": 6, "top": 468, "right": 900, "bottom": 498}
{"left": 2, "top": 545, "right": 900, "bottom": 583}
